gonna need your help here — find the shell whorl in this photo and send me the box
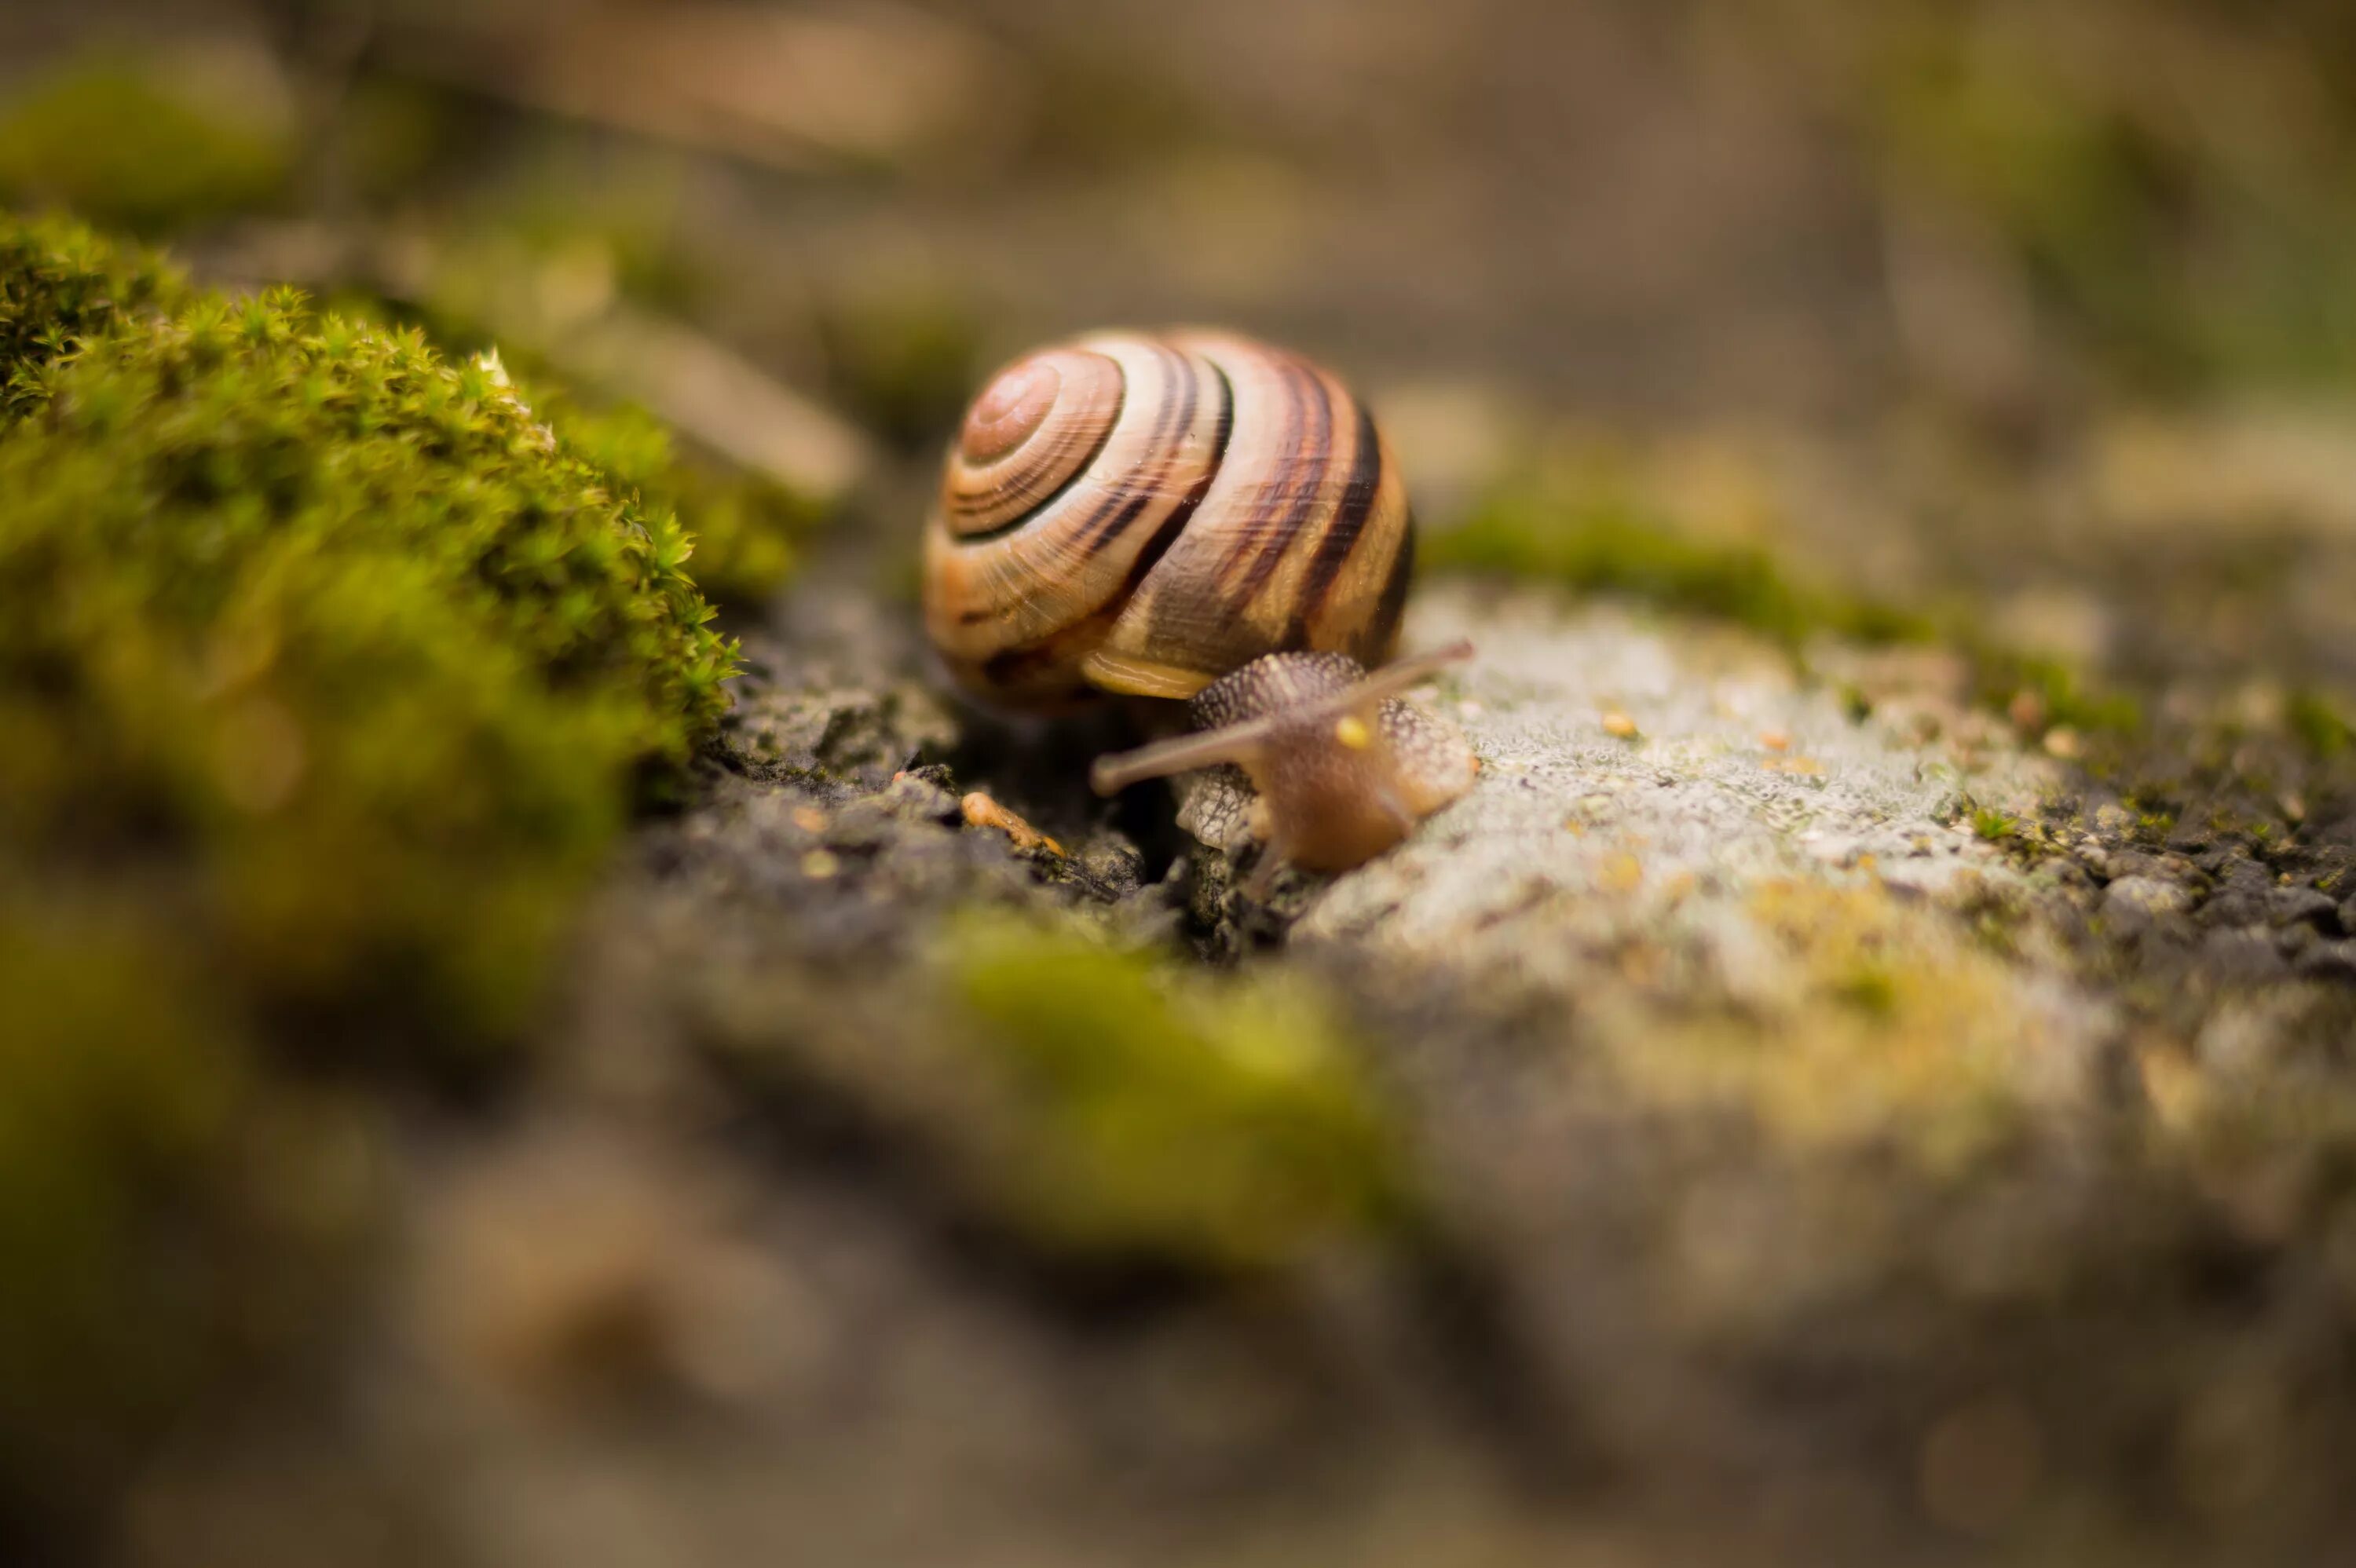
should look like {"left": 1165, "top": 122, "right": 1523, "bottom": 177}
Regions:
{"left": 940, "top": 347, "right": 1126, "bottom": 538}
{"left": 923, "top": 331, "right": 1414, "bottom": 709}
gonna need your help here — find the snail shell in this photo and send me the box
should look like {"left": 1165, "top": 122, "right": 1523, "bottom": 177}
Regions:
{"left": 923, "top": 331, "right": 1414, "bottom": 710}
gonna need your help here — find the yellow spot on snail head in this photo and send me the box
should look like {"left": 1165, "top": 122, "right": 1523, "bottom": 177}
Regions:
{"left": 1333, "top": 715, "right": 1373, "bottom": 750}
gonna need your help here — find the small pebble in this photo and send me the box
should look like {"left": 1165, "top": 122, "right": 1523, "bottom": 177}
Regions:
{"left": 960, "top": 791, "right": 1065, "bottom": 857}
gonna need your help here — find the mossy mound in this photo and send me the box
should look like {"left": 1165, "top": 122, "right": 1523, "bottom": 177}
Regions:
{"left": 0, "top": 216, "right": 733, "bottom": 1047}
{"left": 698, "top": 905, "right": 1413, "bottom": 1278}
{"left": 945, "top": 919, "right": 1408, "bottom": 1269}
{"left": 0, "top": 213, "right": 733, "bottom": 1531}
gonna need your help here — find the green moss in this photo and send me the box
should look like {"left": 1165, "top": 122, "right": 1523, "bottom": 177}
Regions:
{"left": 1430, "top": 468, "right": 2142, "bottom": 740}
{"left": 2288, "top": 689, "right": 2354, "bottom": 760}
{"left": 0, "top": 214, "right": 734, "bottom": 1047}
{"left": 1972, "top": 806, "right": 2018, "bottom": 842}
{"left": 1972, "top": 649, "right": 2144, "bottom": 736}
{"left": 0, "top": 211, "right": 737, "bottom": 1523}
{"left": 0, "top": 54, "right": 293, "bottom": 234}
{"left": 537, "top": 391, "right": 814, "bottom": 603}
{"left": 1427, "top": 478, "right": 1935, "bottom": 650}
{"left": 1833, "top": 963, "right": 1901, "bottom": 1018}
{"left": 335, "top": 283, "right": 817, "bottom": 605}
{"left": 1, "top": 214, "right": 185, "bottom": 418}
{"left": 674, "top": 472, "right": 812, "bottom": 601}
{"left": 944, "top": 921, "right": 1408, "bottom": 1269}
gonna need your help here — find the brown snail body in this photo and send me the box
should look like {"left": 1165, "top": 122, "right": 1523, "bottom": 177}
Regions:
{"left": 923, "top": 330, "right": 1475, "bottom": 879}
{"left": 1091, "top": 643, "right": 1478, "bottom": 890}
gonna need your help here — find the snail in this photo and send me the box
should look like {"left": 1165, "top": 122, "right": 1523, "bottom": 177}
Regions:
{"left": 922, "top": 329, "right": 1476, "bottom": 887}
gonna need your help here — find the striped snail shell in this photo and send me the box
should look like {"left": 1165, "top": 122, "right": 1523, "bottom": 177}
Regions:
{"left": 922, "top": 331, "right": 1414, "bottom": 710}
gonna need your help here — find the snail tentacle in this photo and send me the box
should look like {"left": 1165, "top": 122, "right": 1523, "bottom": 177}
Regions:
{"left": 1089, "top": 717, "right": 1282, "bottom": 797}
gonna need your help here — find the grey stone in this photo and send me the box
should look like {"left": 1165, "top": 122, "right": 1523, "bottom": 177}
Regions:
{"left": 2268, "top": 886, "right": 2343, "bottom": 930}
{"left": 2276, "top": 923, "right": 2322, "bottom": 958}
{"left": 2200, "top": 891, "right": 2266, "bottom": 929}
{"left": 2200, "top": 926, "right": 2289, "bottom": 984}
{"left": 2294, "top": 941, "right": 2356, "bottom": 985}
{"left": 2104, "top": 875, "right": 2197, "bottom": 919}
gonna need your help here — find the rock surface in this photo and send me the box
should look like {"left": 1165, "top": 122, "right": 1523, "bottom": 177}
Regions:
{"left": 14, "top": 5, "right": 2356, "bottom": 1563}
{"left": 119, "top": 572, "right": 2356, "bottom": 1568}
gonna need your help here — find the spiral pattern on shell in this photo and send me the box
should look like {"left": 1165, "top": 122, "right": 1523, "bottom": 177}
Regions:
{"left": 922, "top": 331, "right": 1414, "bottom": 709}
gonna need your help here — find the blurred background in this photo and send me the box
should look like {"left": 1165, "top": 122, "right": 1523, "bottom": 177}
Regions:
{"left": 5, "top": 0, "right": 2355, "bottom": 691}
{"left": 8, "top": 1, "right": 2356, "bottom": 1564}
